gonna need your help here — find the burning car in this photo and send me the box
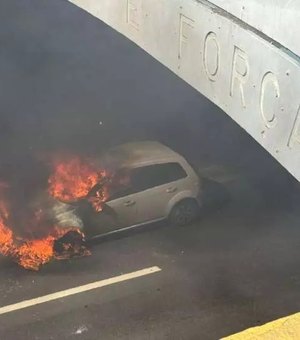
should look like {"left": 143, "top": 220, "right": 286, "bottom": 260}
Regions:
{"left": 0, "top": 141, "right": 202, "bottom": 270}
{"left": 58, "top": 141, "right": 203, "bottom": 239}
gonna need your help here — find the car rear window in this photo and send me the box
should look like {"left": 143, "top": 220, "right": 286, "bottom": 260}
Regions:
{"left": 130, "top": 162, "right": 187, "bottom": 192}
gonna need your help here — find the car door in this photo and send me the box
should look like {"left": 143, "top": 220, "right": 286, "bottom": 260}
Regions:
{"left": 87, "top": 175, "right": 138, "bottom": 235}
{"left": 129, "top": 163, "right": 189, "bottom": 224}
{"left": 105, "top": 190, "right": 138, "bottom": 229}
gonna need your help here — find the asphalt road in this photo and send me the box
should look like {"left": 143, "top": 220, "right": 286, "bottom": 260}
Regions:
{"left": 0, "top": 173, "right": 299, "bottom": 340}
{"left": 0, "top": 1, "right": 300, "bottom": 339}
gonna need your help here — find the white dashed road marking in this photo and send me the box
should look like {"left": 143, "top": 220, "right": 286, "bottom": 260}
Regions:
{"left": 0, "top": 266, "right": 161, "bottom": 315}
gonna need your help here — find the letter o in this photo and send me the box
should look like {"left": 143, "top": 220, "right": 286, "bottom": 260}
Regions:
{"left": 203, "top": 32, "right": 220, "bottom": 81}
{"left": 260, "top": 72, "right": 280, "bottom": 129}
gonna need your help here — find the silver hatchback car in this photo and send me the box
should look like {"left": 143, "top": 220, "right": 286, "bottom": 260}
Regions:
{"left": 55, "top": 141, "right": 202, "bottom": 238}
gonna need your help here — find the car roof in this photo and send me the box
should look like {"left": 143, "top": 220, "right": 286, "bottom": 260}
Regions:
{"left": 101, "top": 141, "right": 181, "bottom": 169}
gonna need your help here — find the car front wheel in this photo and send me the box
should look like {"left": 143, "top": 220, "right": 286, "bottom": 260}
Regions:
{"left": 168, "top": 199, "right": 199, "bottom": 226}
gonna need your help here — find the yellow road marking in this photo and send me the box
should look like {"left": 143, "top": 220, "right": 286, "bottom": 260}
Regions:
{"left": 223, "top": 312, "right": 300, "bottom": 339}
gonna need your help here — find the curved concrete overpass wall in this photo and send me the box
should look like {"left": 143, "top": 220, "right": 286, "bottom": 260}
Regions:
{"left": 211, "top": 0, "right": 300, "bottom": 57}
{"left": 68, "top": 0, "right": 300, "bottom": 181}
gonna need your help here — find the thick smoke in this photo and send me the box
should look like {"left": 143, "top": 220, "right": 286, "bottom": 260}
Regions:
{"left": 0, "top": 0, "right": 297, "bottom": 243}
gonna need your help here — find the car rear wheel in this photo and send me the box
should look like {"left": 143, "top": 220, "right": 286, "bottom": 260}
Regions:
{"left": 168, "top": 199, "right": 199, "bottom": 226}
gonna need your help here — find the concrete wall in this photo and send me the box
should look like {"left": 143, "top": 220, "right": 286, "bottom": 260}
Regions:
{"left": 68, "top": 0, "right": 300, "bottom": 181}
{"left": 211, "top": 0, "right": 300, "bottom": 57}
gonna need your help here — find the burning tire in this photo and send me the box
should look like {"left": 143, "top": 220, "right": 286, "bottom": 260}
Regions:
{"left": 53, "top": 230, "right": 90, "bottom": 260}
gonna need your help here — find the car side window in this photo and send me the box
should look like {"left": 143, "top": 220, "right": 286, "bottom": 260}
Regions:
{"left": 107, "top": 168, "right": 134, "bottom": 200}
{"left": 107, "top": 163, "right": 187, "bottom": 200}
{"left": 130, "top": 162, "right": 187, "bottom": 192}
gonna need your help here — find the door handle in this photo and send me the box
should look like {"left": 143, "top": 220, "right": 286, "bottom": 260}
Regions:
{"left": 124, "top": 200, "right": 135, "bottom": 207}
{"left": 166, "top": 187, "right": 177, "bottom": 193}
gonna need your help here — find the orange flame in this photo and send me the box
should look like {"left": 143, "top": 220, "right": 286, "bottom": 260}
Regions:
{"left": 48, "top": 156, "right": 112, "bottom": 212}
{"left": 0, "top": 155, "right": 113, "bottom": 271}
{"left": 0, "top": 200, "right": 82, "bottom": 271}
{"left": 48, "top": 157, "right": 107, "bottom": 202}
